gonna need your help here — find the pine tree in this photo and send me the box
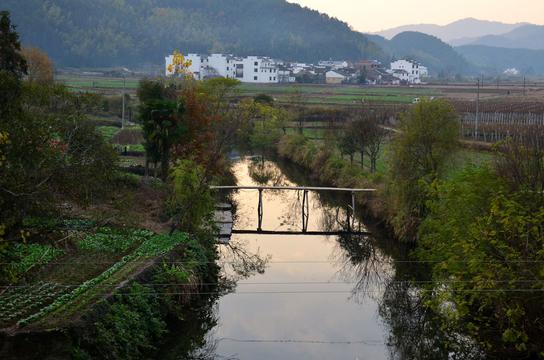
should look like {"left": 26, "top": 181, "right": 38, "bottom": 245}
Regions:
{"left": 0, "top": 11, "right": 27, "bottom": 77}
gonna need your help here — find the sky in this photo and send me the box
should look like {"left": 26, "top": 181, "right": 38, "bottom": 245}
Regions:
{"left": 288, "top": 0, "right": 544, "bottom": 32}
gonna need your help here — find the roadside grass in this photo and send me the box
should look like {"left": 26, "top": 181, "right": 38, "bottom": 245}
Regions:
{"left": 97, "top": 126, "right": 121, "bottom": 142}
{"left": 59, "top": 78, "right": 140, "bottom": 90}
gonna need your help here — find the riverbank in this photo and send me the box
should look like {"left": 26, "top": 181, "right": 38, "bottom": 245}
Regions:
{"left": 0, "top": 177, "right": 221, "bottom": 359}
{"left": 276, "top": 134, "right": 389, "bottom": 224}
{"left": 272, "top": 112, "right": 544, "bottom": 357}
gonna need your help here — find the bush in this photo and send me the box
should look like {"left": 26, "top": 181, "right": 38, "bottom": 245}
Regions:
{"left": 167, "top": 160, "right": 214, "bottom": 234}
{"left": 84, "top": 283, "right": 167, "bottom": 360}
{"left": 417, "top": 165, "right": 544, "bottom": 357}
{"left": 386, "top": 99, "right": 459, "bottom": 242}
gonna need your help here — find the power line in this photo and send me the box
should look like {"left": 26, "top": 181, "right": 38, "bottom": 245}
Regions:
{"left": 2, "top": 259, "right": 544, "bottom": 265}
{"left": 2, "top": 280, "right": 543, "bottom": 289}
{"left": 1, "top": 289, "right": 538, "bottom": 296}
{"left": 215, "top": 337, "right": 384, "bottom": 346}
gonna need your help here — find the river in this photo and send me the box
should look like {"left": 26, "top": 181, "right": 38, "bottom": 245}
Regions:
{"left": 160, "top": 156, "right": 482, "bottom": 360}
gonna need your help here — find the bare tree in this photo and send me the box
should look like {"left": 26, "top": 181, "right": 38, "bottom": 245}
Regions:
{"left": 365, "top": 120, "right": 387, "bottom": 173}
{"left": 495, "top": 125, "right": 544, "bottom": 192}
{"left": 21, "top": 47, "right": 54, "bottom": 84}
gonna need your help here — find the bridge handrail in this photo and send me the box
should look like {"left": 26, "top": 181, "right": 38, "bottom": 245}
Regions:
{"left": 209, "top": 185, "right": 376, "bottom": 192}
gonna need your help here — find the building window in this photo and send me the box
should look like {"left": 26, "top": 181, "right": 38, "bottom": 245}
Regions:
{"left": 227, "top": 67, "right": 229, "bottom": 70}
{"left": 255, "top": 68, "right": 258, "bottom": 73}
{"left": 254, "top": 61, "right": 258, "bottom": 66}
{"left": 273, "top": 77, "right": 276, "bottom": 81}
{"left": 269, "top": 77, "right": 272, "bottom": 81}
{"left": 254, "top": 76, "right": 258, "bottom": 81}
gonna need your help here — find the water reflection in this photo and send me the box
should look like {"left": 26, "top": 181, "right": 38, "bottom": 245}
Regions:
{"left": 334, "top": 233, "right": 389, "bottom": 303}
{"left": 159, "top": 157, "right": 483, "bottom": 359}
{"left": 379, "top": 280, "right": 484, "bottom": 360}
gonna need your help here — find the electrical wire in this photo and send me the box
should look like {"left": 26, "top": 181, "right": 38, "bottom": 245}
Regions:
{"left": 1, "top": 280, "right": 543, "bottom": 289}
{"left": 215, "top": 337, "right": 384, "bottom": 346}
{"left": 1, "top": 259, "right": 544, "bottom": 264}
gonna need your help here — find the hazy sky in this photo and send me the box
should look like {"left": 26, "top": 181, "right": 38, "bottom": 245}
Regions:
{"left": 288, "top": 0, "right": 544, "bottom": 32}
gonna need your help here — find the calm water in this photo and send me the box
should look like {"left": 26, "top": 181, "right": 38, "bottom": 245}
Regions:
{"left": 161, "top": 157, "right": 481, "bottom": 360}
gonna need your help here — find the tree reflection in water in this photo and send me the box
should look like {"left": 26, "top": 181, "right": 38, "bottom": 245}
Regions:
{"left": 321, "top": 198, "right": 484, "bottom": 359}
{"left": 248, "top": 158, "right": 287, "bottom": 187}
{"left": 379, "top": 279, "right": 485, "bottom": 360}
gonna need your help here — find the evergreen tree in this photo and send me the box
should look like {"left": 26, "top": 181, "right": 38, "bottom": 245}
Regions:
{"left": 0, "top": 11, "right": 27, "bottom": 77}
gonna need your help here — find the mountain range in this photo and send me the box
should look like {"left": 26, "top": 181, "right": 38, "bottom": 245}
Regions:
{"left": 2, "top": 1, "right": 543, "bottom": 76}
{"left": 453, "top": 25, "right": 544, "bottom": 49}
{"left": 377, "top": 18, "right": 544, "bottom": 50}
{"left": 375, "top": 18, "right": 528, "bottom": 43}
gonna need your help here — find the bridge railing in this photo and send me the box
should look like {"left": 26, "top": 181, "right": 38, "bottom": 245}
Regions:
{"left": 210, "top": 185, "right": 376, "bottom": 233}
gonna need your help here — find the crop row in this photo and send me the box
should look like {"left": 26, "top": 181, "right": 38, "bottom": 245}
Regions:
{"left": 12, "top": 243, "right": 65, "bottom": 275}
{"left": 17, "top": 231, "right": 189, "bottom": 327}
{"left": 77, "top": 228, "right": 154, "bottom": 253}
{"left": 0, "top": 282, "right": 67, "bottom": 325}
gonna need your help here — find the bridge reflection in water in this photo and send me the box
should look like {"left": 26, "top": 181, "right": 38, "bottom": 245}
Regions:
{"left": 211, "top": 185, "right": 376, "bottom": 237}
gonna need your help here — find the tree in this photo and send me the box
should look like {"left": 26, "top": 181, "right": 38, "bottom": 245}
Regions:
{"left": 167, "top": 160, "right": 214, "bottom": 234}
{"left": 291, "top": 86, "right": 308, "bottom": 135}
{"left": 495, "top": 125, "right": 544, "bottom": 193}
{"left": 342, "top": 110, "right": 386, "bottom": 172}
{"left": 140, "top": 98, "right": 185, "bottom": 180}
{"left": 167, "top": 50, "right": 192, "bottom": 77}
{"left": 248, "top": 100, "right": 287, "bottom": 163}
{"left": 0, "top": 11, "right": 26, "bottom": 120}
{"left": 387, "top": 99, "right": 459, "bottom": 241}
{"left": 338, "top": 128, "right": 358, "bottom": 165}
{"left": 363, "top": 118, "right": 387, "bottom": 173}
{"left": 417, "top": 164, "right": 544, "bottom": 357}
{"left": 21, "top": 47, "right": 54, "bottom": 84}
{"left": 0, "top": 11, "right": 27, "bottom": 77}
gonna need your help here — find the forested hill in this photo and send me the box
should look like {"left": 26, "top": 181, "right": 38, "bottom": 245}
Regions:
{"left": 3, "top": 0, "right": 385, "bottom": 67}
{"left": 366, "top": 32, "right": 474, "bottom": 76}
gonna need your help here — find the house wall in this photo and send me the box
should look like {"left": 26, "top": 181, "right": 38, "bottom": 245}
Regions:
{"left": 166, "top": 53, "right": 279, "bottom": 83}
{"left": 391, "top": 60, "right": 422, "bottom": 84}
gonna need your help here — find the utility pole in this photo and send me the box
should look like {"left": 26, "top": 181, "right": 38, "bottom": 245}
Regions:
{"left": 476, "top": 79, "right": 480, "bottom": 141}
{"left": 121, "top": 76, "right": 126, "bottom": 129}
{"left": 523, "top": 76, "right": 526, "bottom": 96}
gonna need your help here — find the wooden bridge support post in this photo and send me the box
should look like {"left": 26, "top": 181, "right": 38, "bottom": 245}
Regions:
{"left": 302, "top": 190, "right": 309, "bottom": 233}
{"left": 257, "top": 189, "right": 263, "bottom": 232}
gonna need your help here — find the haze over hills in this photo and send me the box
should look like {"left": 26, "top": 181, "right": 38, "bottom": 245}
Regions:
{"left": 457, "top": 25, "right": 544, "bottom": 50}
{"left": 376, "top": 18, "right": 529, "bottom": 43}
{"left": 367, "top": 32, "right": 473, "bottom": 76}
{"left": 3, "top": 0, "right": 544, "bottom": 76}
{"left": 457, "top": 45, "right": 544, "bottom": 75}
{"left": 2, "top": 0, "right": 385, "bottom": 67}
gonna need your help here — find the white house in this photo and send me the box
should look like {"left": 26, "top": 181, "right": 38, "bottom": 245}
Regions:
{"left": 318, "top": 60, "right": 349, "bottom": 70}
{"left": 165, "top": 53, "right": 280, "bottom": 83}
{"left": 325, "top": 70, "right": 346, "bottom": 84}
{"left": 390, "top": 59, "right": 424, "bottom": 84}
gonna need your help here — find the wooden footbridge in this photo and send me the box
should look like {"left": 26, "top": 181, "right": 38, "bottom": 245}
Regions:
{"left": 212, "top": 186, "right": 376, "bottom": 243}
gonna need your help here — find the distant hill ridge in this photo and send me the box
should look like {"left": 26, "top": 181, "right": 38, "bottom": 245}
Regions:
{"left": 460, "top": 25, "right": 544, "bottom": 50}
{"left": 3, "top": 1, "right": 544, "bottom": 76}
{"left": 366, "top": 31, "right": 473, "bottom": 76}
{"left": 2, "top": 0, "right": 385, "bottom": 67}
{"left": 376, "top": 18, "right": 530, "bottom": 43}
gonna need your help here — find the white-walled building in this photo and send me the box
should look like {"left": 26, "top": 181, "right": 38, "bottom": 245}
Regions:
{"left": 390, "top": 59, "right": 424, "bottom": 84}
{"left": 165, "top": 53, "right": 280, "bottom": 83}
{"left": 325, "top": 70, "right": 346, "bottom": 84}
{"left": 318, "top": 60, "right": 349, "bottom": 70}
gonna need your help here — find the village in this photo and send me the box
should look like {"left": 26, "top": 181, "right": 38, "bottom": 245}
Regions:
{"left": 165, "top": 53, "right": 428, "bottom": 85}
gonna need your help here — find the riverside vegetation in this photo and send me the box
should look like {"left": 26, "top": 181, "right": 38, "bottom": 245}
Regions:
{"left": 0, "top": 13, "right": 235, "bottom": 359}
{"left": 1, "top": 10, "right": 543, "bottom": 358}
{"left": 273, "top": 100, "right": 544, "bottom": 357}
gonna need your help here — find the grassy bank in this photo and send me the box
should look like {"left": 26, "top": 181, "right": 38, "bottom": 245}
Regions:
{"left": 0, "top": 171, "right": 220, "bottom": 358}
